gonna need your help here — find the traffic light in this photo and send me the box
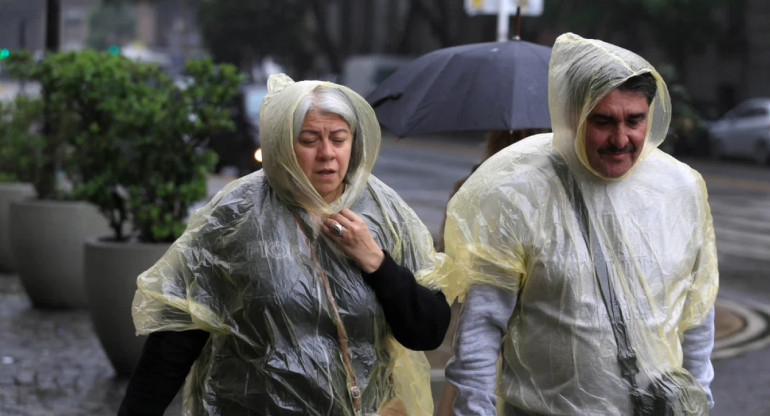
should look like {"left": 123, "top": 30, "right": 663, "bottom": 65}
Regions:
{"left": 0, "top": 49, "right": 9, "bottom": 59}
{"left": 107, "top": 45, "right": 120, "bottom": 57}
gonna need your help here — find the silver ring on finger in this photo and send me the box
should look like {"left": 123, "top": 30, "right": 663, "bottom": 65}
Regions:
{"left": 331, "top": 223, "right": 344, "bottom": 237}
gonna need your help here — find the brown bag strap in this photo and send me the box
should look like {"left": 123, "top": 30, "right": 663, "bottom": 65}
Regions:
{"left": 293, "top": 215, "right": 362, "bottom": 413}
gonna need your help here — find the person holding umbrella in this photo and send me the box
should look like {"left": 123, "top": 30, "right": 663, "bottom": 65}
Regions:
{"left": 118, "top": 74, "right": 455, "bottom": 416}
{"left": 443, "top": 33, "right": 718, "bottom": 415}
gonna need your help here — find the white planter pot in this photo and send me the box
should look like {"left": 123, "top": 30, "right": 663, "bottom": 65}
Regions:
{"left": 0, "top": 183, "right": 35, "bottom": 272}
{"left": 9, "top": 199, "right": 111, "bottom": 308}
{"left": 84, "top": 238, "right": 170, "bottom": 376}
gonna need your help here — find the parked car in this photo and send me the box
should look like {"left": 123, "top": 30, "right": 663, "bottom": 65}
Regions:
{"left": 242, "top": 83, "right": 267, "bottom": 168}
{"left": 243, "top": 83, "right": 267, "bottom": 131}
{"left": 208, "top": 83, "right": 266, "bottom": 176}
{"left": 707, "top": 98, "right": 770, "bottom": 165}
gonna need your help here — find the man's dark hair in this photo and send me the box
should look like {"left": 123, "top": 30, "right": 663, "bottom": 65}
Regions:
{"left": 618, "top": 72, "right": 657, "bottom": 104}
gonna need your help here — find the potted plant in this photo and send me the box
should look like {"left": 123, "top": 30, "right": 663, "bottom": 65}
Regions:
{"left": 4, "top": 51, "right": 112, "bottom": 307}
{"left": 69, "top": 53, "right": 242, "bottom": 375}
{"left": 0, "top": 95, "right": 40, "bottom": 271}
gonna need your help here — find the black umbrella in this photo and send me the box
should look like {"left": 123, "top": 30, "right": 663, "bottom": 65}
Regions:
{"left": 368, "top": 39, "right": 551, "bottom": 137}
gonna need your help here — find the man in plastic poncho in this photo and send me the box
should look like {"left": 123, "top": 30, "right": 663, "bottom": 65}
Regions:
{"left": 443, "top": 33, "right": 718, "bottom": 415}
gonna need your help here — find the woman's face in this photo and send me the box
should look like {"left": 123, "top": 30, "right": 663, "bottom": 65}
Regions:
{"left": 294, "top": 110, "right": 353, "bottom": 203}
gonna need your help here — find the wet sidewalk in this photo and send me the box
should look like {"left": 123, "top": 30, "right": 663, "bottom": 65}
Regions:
{"left": 0, "top": 272, "right": 127, "bottom": 415}
{"left": 0, "top": 272, "right": 188, "bottom": 415}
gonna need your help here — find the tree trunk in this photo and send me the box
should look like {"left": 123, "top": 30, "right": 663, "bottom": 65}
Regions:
{"left": 45, "top": 0, "right": 60, "bottom": 52}
{"left": 311, "top": 0, "right": 342, "bottom": 74}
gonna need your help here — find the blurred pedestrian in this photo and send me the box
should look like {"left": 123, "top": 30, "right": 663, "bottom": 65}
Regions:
{"left": 443, "top": 33, "right": 718, "bottom": 415}
{"left": 118, "top": 74, "right": 453, "bottom": 416}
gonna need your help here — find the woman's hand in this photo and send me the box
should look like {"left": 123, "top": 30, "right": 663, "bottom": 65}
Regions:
{"left": 323, "top": 208, "right": 385, "bottom": 273}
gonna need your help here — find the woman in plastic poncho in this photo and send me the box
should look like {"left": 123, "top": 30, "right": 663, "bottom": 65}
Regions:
{"left": 118, "top": 74, "right": 453, "bottom": 416}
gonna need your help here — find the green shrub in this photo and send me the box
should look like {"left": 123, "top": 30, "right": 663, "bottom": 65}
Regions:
{"left": 0, "top": 96, "right": 44, "bottom": 184}
{"left": 3, "top": 50, "right": 77, "bottom": 199}
{"left": 3, "top": 50, "right": 242, "bottom": 243}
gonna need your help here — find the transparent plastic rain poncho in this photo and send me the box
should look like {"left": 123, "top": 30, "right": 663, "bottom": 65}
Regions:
{"left": 444, "top": 33, "right": 718, "bottom": 414}
{"left": 132, "top": 74, "right": 453, "bottom": 415}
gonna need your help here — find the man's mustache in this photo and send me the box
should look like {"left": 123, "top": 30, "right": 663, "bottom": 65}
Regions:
{"left": 598, "top": 145, "right": 634, "bottom": 154}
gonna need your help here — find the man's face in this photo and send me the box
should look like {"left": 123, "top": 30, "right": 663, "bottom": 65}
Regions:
{"left": 584, "top": 89, "right": 650, "bottom": 178}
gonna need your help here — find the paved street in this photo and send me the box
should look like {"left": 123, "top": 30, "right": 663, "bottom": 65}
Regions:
{"left": 0, "top": 273, "right": 128, "bottom": 415}
{"left": 682, "top": 157, "right": 770, "bottom": 415}
{"left": 1, "top": 134, "right": 769, "bottom": 415}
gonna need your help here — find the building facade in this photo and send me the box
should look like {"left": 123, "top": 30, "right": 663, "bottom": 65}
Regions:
{"left": 1, "top": 0, "right": 768, "bottom": 118}
{"left": 0, "top": 0, "right": 47, "bottom": 52}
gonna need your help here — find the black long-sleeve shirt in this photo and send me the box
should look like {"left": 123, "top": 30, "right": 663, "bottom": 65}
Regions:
{"left": 118, "top": 251, "right": 450, "bottom": 415}
{"left": 361, "top": 251, "right": 450, "bottom": 350}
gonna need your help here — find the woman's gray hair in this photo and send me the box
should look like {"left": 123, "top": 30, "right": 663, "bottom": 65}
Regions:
{"left": 292, "top": 86, "right": 364, "bottom": 182}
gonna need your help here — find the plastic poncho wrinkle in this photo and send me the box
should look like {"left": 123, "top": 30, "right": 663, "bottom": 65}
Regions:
{"left": 132, "top": 74, "right": 448, "bottom": 415}
{"left": 444, "top": 33, "right": 718, "bottom": 414}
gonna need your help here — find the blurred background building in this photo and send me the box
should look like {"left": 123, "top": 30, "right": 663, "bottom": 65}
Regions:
{"left": 2, "top": 0, "right": 769, "bottom": 120}
{"left": 0, "top": 0, "right": 48, "bottom": 52}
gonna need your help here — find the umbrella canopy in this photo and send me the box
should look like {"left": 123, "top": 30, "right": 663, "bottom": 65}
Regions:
{"left": 368, "top": 39, "right": 552, "bottom": 137}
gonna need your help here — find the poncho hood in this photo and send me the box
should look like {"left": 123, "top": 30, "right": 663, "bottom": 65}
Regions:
{"left": 548, "top": 32, "right": 672, "bottom": 180}
{"left": 259, "top": 73, "right": 381, "bottom": 215}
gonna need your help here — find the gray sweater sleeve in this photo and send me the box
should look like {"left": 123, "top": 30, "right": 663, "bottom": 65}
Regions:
{"left": 682, "top": 306, "right": 716, "bottom": 408}
{"left": 444, "top": 289, "right": 715, "bottom": 414}
{"left": 445, "top": 284, "right": 517, "bottom": 416}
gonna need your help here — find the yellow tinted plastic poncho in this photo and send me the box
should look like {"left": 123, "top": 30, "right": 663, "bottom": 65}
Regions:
{"left": 132, "top": 74, "right": 452, "bottom": 415}
{"left": 444, "top": 33, "right": 718, "bottom": 414}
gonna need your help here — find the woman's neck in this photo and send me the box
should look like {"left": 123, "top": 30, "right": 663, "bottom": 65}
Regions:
{"left": 322, "top": 184, "right": 345, "bottom": 204}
